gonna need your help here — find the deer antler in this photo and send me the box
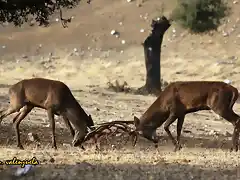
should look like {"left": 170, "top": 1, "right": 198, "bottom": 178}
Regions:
{"left": 83, "top": 120, "right": 138, "bottom": 147}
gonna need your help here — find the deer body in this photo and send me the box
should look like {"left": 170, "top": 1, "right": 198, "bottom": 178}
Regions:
{"left": 0, "top": 78, "right": 94, "bottom": 149}
{"left": 134, "top": 81, "right": 240, "bottom": 152}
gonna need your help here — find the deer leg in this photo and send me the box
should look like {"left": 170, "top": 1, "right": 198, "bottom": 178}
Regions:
{"left": 72, "top": 130, "right": 86, "bottom": 150}
{"left": 212, "top": 108, "right": 240, "bottom": 152}
{"left": 62, "top": 115, "right": 75, "bottom": 137}
{"left": 174, "top": 115, "right": 185, "bottom": 151}
{"left": 231, "top": 126, "right": 240, "bottom": 152}
{"left": 13, "top": 105, "right": 33, "bottom": 149}
{"left": 164, "top": 113, "right": 178, "bottom": 149}
{"left": 0, "top": 107, "right": 20, "bottom": 124}
{"left": 12, "top": 112, "right": 22, "bottom": 124}
{"left": 47, "top": 109, "right": 57, "bottom": 149}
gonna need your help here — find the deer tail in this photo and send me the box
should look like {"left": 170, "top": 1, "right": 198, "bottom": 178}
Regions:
{"left": 230, "top": 89, "right": 239, "bottom": 108}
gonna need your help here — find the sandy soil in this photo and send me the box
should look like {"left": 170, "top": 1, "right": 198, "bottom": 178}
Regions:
{"left": 0, "top": 0, "right": 240, "bottom": 179}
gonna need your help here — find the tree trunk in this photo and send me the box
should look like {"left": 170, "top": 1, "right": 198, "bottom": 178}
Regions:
{"left": 138, "top": 16, "right": 171, "bottom": 95}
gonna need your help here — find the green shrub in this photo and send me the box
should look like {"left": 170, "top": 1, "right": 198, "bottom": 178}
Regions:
{"left": 172, "top": 0, "right": 230, "bottom": 33}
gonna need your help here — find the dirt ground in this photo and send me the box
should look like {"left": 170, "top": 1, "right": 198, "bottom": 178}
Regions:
{"left": 0, "top": 0, "right": 240, "bottom": 179}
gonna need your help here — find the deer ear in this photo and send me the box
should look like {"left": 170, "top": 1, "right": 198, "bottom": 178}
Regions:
{"left": 134, "top": 116, "right": 140, "bottom": 126}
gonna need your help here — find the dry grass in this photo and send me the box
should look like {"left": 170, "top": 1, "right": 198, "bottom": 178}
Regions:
{"left": 0, "top": 144, "right": 240, "bottom": 179}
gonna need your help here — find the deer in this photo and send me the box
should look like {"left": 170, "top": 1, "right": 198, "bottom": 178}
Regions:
{"left": 0, "top": 77, "right": 94, "bottom": 150}
{"left": 133, "top": 81, "right": 240, "bottom": 152}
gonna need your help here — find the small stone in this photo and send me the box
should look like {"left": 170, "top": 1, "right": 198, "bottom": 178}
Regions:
{"left": 120, "top": 50, "right": 124, "bottom": 54}
{"left": 55, "top": 18, "right": 59, "bottom": 22}
{"left": 172, "top": 28, "right": 176, "bottom": 33}
{"left": 2, "top": 45, "right": 6, "bottom": 49}
{"left": 121, "top": 40, "right": 126, "bottom": 44}
{"left": 140, "top": 29, "right": 145, "bottom": 32}
{"left": 127, "top": 0, "right": 132, "bottom": 2}
{"left": 208, "top": 40, "right": 213, "bottom": 44}
{"left": 233, "top": 0, "right": 238, "bottom": 4}
{"left": 73, "top": 48, "right": 78, "bottom": 52}
{"left": 28, "top": 132, "right": 40, "bottom": 142}
{"left": 222, "top": 32, "right": 229, "bottom": 37}
{"left": 94, "top": 107, "right": 100, "bottom": 111}
{"left": 209, "top": 130, "right": 215, "bottom": 135}
{"left": 119, "top": 22, "right": 123, "bottom": 26}
{"left": 115, "top": 34, "right": 119, "bottom": 38}
{"left": 111, "top": 30, "right": 117, "bottom": 35}
{"left": 49, "top": 157, "right": 55, "bottom": 163}
{"left": 22, "top": 55, "right": 28, "bottom": 59}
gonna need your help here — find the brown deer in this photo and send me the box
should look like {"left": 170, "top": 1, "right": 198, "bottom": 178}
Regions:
{"left": 133, "top": 81, "right": 240, "bottom": 152}
{"left": 0, "top": 78, "right": 94, "bottom": 150}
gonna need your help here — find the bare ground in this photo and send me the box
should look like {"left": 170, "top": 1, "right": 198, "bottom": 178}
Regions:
{"left": 0, "top": 0, "right": 240, "bottom": 179}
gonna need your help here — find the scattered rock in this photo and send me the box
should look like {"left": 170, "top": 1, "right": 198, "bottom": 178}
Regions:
{"left": 140, "top": 29, "right": 145, "bottom": 33}
{"left": 73, "top": 48, "right": 78, "bottom": 52}
{"left": 49, "top": 157, "right": 55, "bottom": 163}
{"left": 22, "top": 54, "right": 28, "bottom": 59}
{"left": 222, "top": 32, "right": 229, "bottom": 37}
{"left": 183, "top": 129, "right": 192, "bottom": 134}
{"left": 121, "top": 40, "right": 126, "bottom": 44}
{"left": 28, "top": 132, "right": 40, "bottom": 142}
{"left": 94, "top": 107, "right": 100, "bottom": 111}
{"left": 208, "top": 40, "right": 213, "bottom": 44}
{"left": 110, "top": 30, "right": 118, "bottom": 36}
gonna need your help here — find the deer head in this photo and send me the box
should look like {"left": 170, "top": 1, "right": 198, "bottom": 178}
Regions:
{"left": 133, "top": 116, "right": 159, "bottom": 143}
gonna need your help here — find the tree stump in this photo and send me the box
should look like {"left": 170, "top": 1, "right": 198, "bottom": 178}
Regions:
{"left": 137, "top": 16, "right": 171, "bottom": 95}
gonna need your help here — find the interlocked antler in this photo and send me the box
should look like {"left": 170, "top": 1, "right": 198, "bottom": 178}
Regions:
{"left": 83, "top": 120, "right": 138, "bottom": 147}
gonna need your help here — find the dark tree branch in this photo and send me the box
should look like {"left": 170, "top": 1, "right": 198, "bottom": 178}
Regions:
{"left": 0, "top": 0, "right": 86, "bottom": 27}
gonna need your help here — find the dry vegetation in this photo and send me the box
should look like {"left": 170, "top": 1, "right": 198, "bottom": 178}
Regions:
{"left": 0, "top": 0, "right": 240, "bottom": 179}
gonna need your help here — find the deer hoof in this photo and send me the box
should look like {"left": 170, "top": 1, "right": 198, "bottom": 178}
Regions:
{"left": 17, "top": 144, "right": 24, "bottom": 150}
{"left": 173, "top": 144, "right": 182, "bottom": 152}
{"left": 81, "top": 146, "right": 86, "bottom": 151}
{"left": 230, "top": 146, "right": 238, "bottom": 152}
{"left": 95, "top": 145, "right": 100, "bottom": 151}
{"left": 72, "top": 140, "right": 81, "bottom": 147}
{"left": 52, "top": 145, "right": 57, "bottom": 150}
